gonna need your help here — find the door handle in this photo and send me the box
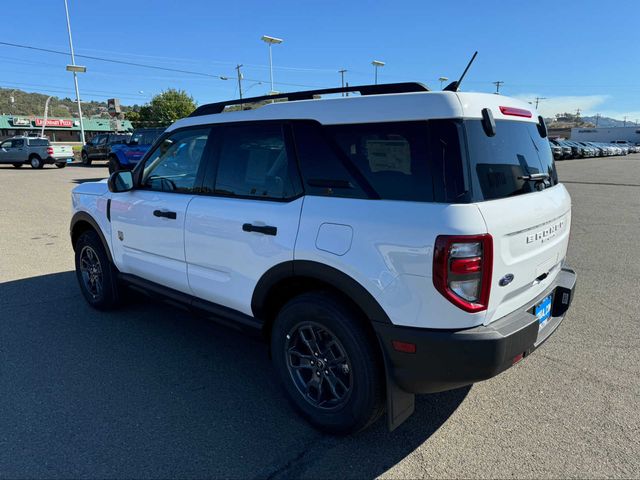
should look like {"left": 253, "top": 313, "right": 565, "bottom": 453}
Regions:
{"left": 153, "top": 209, "right": 177, "bottom": 220}
{"left": 242, "top": 223, "right": 277, "bottom": 236}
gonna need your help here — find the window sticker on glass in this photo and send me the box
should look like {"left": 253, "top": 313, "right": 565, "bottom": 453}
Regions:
{"left": 365, "top": 139, "right": 412, "bottom": 174}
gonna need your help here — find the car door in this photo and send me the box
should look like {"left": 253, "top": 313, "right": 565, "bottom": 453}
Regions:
{"left": 0, "top": 139, "right": 15, "bottom": 163}
{"left": 109, "top": 127, "right": 213, "bottom": 294}
{"left": 185, "top": 122, "right": 304, "bottom": 316}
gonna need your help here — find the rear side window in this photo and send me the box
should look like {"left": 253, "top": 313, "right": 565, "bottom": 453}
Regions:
{"left": 464, "top": 120, "right": 558, "bottom": 201}
{"left": 212, "top": 123, "right": 301, "bottom": 200}
{"left": 325, "top": 122, "right": 434, "bottom": 202}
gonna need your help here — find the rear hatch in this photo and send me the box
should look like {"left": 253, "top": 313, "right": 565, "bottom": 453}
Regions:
{"left": 51, "top": 145, "right": 74, "bottom": 159}
{"left": 462, "top": 116, "right": 571, "bottom": 324}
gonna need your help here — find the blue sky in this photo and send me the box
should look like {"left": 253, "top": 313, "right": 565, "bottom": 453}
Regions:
{"left": 1, "top": 0, "right": 639, "bottom": 120}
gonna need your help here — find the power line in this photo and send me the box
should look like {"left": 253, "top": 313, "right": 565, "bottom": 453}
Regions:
{"left": 0, "top": 40, "right": 325, "bottom": 89}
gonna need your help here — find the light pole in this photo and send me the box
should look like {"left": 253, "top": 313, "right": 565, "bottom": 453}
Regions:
{"left": 534, "top": 97, "right": 547, "bottom": 109}
{"left": 438, "top": 77, "right": 449, "bottom": 89}
{"left": 63, "top": 0, "right": 86, "bottom": 143}
{"left": 261, "top": 35, "right": 283, "bottom": 95}
{"left": 339, "top": 69, "right": 347, "bottom": 95}
{"left": 372, "top": 60, "right": 385, "bottom": 85}
{"left": 41, "top": 96, "right": 53, "bottom": 137}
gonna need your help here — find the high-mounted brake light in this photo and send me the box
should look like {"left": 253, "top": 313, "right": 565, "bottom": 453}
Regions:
{"left": 499, "top": 106, "right": 532, "bottom": 118}
{"left": 433, "top": 234, "right": 493, "bottom": 313}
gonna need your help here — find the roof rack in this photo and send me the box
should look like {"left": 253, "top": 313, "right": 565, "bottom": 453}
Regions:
{"left": 189, "top": 82, "right": 429, "bottom": 117}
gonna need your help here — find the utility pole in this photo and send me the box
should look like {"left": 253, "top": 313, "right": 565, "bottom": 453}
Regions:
{"left": 595, "top": 113, "right": 600, "bottom": 127}
{"left": 492, "top": 81, "right": 504, "bottom": 94}
{"left": 339, "top": 69, "right": 347, "bottom": 96}
{"left": 575, "top": 108, "right": 581, "bottom": 122}
{"left": 235, "top": 64, "right": 243, "bottom": 102}
{"left": 41, "top": 96, "right": 53, "bottom": 137}
{"left": 623, "top": 116, "right": 627, "bottom": 127}
{"left": 63, "top": 0, "right": 85, "bottom": 144}
{"left": 534, "top": 96, "right": 547, "bottom": 109}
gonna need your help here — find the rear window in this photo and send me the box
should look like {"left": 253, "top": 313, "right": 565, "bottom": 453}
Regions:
{"left": 28, "top": 139, "right": 49, "bottom": 146}
{"left": 464, "top": 120, "right": 558, "bottom": 201}
{"left": 131, "top": 129, "right": 163, "bottom": 145}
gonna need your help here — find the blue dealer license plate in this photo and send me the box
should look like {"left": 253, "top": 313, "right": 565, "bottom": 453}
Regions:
{"left": 535, "top": 294, "right": 553, "bottom": 329}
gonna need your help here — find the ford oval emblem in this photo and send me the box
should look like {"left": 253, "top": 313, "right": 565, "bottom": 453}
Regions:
{"left": 499, "top": 274, "right": 514, "bottom": 287}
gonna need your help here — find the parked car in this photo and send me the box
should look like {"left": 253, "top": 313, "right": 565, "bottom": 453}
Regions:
{"left": 0, "top": 136, "right": 73, "bottom": 169}
{"left": 550, "top": 139, "right": 572, "bottom": 159}
{"left": 70, "top": 85, "right": 576, "bottom": 433}
{"left": 611, "top": 140, "right": 638, "bottom": 153}
{"left": 108, "top": 127, "right": 164, "bottom": 174}
{"left": 550, "top": 143, "right": 563, "bottom": 160}
{"left": 81, "top": 133, "right": 132, "bottom": 168}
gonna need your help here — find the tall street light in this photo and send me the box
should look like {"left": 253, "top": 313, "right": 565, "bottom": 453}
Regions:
{"left": 438, "top": 77, "right": 449, "bottom": 89}
{"left": 261, "top": 35, "right": 283, "bottom": 95}
{"left": 372, "top": 60, "right": 385, "bottom": 85}
{"left": 63, "top": 0, "right": 86, "bottom": 143}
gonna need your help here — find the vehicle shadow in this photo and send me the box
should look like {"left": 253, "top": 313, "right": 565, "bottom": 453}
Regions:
{"left": 71, "top": 177, "right": 108, "bottom": 184}
{"left": 0, "top": 271, "right": 469, "bottom": 479}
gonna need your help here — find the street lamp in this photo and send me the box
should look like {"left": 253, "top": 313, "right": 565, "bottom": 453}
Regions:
{"left": 372, "top": 60, "right": 385, "bottom": 85}
{"left": 41, "top": 96, "right": 53, "bottom": 137}
{"left": 261, "top": 35, "right": 283, "bottom": 95}
{"left": 438, "top": 77, "right": 449, "bottom": 89}
{"left": 63, "top": 0, "right": 86, "bottom": 143}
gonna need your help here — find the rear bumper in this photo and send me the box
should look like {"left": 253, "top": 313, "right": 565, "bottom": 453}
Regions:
{"left": 46, "top": 156, "right": 73, "bottom": 164}
{"left": 375, "top": 267, "right": 577, "bottom": 394}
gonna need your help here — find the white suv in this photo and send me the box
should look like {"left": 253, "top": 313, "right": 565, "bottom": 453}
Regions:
{"left": 70, "top": 83, "right": 576, "bottom": 433}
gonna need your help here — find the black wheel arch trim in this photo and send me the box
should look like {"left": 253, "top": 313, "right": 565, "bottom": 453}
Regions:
{"left": 70, "top": 211, "right": 113, "bottom": 263}
{"left": 252, "top": 260, "right": 392, "bottom": 325}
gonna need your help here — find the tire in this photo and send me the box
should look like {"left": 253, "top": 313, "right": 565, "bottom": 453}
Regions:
{"left": 55, "top": 163, "right": 66, "bottom": 169}
{"left": 74, "top": 230, "right": 121, "bottom": 310}
{"left": 271, "top": 291, "right": 385, "bottom": 434}
{"left": 12, "top": 163, "right": 23, "bottom": 168}
{"left": 108, "top": 156, "right": 120, "bottom": 175}
{"left": 29, "top": 155, "right": 44, "bottom": 169}
{"left": 81, "top": 151, "right": 91, "bottom": 166}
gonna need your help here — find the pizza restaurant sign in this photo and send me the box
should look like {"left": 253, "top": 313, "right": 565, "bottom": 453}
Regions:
{"left": 34, "top": 118, "right": 73, "bottom": 128}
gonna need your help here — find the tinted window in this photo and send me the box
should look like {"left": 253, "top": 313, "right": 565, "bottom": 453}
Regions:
{"left": 29, "top": 139, "right": 49, "bottom": 146}
{"left": 11, "top": 139, "right": 24, "bottom": 148}
{"left": 292, "top": 121, "right": 367, "bottom": 199}
{"left": 142, "top": 128, "right": 210, "bottom": 193}
{"left": 325, "top": 122, "right": 434, "bottom": 202}
{"left": 465, "top": 120, "right": 558, "bottom": 201}
{"left": 213, "top": 124, "right": 300, "bottom": 200}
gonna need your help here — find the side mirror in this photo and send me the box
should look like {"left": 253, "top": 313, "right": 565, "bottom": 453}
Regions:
{"left": 108, "top": 170, "right": 134, "bottom": 193}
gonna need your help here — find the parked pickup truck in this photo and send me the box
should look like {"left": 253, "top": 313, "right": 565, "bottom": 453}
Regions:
{"left": 81, "top": 133, "right": 132, "bottom": 168}
{"left": 107, "top": 127, "right": 164, "bottom": 173}
{"left": 0, "top": 136, "right": 74, "bottom": 169}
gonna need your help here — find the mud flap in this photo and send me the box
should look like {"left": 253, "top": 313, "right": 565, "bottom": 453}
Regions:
{"left": 380, "top": 347, "right": 415, "bottom": 431}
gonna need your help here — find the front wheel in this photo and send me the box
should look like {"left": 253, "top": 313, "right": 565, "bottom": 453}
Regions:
{"left": 30, "top": 156, "right": 44, "bottom": 169}
{"left": 12, "top": 163, "right": 23, "bottom": 168}
{"left": 108, "top": 157, "right": 120, "bottom": 174}
{"left": 271, "top": 292, "right": 385, "bottom": 434}
{"left": 74, "top": 230, "right": 121, "bottom": 310}
{"left": 81, "top": 151, "right": 91, "bottom": 166}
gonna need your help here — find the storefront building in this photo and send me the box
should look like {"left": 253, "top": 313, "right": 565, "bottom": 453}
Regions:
{"left": 0, "top": 115, "right": 133, "bottom": 142}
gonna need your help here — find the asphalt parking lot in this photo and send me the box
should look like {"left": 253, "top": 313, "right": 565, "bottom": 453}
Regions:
{"left": 1, "top": 157, "right": 639, "bottom": 479}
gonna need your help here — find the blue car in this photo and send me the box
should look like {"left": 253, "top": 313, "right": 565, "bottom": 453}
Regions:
{"left": 109, "top": 127, "right": 165, "bottom": 173}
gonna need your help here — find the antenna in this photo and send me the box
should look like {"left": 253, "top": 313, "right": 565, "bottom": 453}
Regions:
{"left": 444, "top": 51, "right": 478, "bottom": 92}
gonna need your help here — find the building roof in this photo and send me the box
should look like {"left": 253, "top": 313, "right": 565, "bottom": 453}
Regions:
{"left": 0, "top": 115, "right": 133, "bottom": 132}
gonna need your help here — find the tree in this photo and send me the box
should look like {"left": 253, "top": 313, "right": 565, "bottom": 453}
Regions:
{"left": 138, "top": 89, "right": 196, "bottom": 126}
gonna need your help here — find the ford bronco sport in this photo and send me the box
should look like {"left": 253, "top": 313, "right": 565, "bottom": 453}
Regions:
{"left": 70, "top": 82, "right": 576, "bottom": 433}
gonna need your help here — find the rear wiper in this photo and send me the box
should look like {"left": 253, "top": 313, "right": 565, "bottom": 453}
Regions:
{"left": 518, "top": 173, "right": 549, "bottom": 182}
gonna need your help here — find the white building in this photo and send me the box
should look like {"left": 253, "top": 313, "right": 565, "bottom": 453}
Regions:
{"left": 571, "top": 126, "right": 640, "bottom": 143}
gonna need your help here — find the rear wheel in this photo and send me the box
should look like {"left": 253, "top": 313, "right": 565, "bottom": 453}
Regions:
{"left": 271, "top": 292, "right": 385, "bottom": 434}
{"left": 108, "top": 157, "right": 121, "bottom": 174}
{"left": 29, "top": 155, "right": 44, "bottom": 169}
{"left": 12, "top": 163, "right": 23, "bottom": 168}
{"left": 81, "top": 151, "right": 91, "bottom": 166}
{"left": 74, "top": 230, "right": 121, "bottom": 310}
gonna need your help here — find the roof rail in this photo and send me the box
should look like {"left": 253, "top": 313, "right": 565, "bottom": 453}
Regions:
{"left": 189, "top": 82, "right": 430, "bottom": 117}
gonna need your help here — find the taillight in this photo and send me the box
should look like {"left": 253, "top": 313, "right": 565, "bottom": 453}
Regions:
{"left": 433, "top": 234, "right": 493, "bottom": 313}
{"left": 499, "top": 106, "right": 532, "bottom": 118}
{"left": 46, "top": 147, "right": 54, "bottom": 155}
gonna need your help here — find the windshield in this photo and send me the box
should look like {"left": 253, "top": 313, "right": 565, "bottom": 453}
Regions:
{"left": 131, "top": 130, "right": 162, "bottom": 145}
{"left": 464, "top": 119, "right": 558, "bottom": 201}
